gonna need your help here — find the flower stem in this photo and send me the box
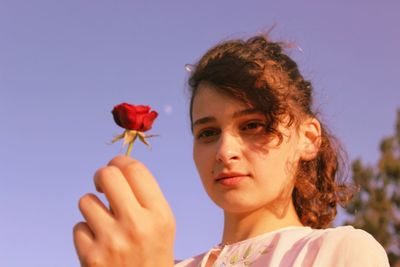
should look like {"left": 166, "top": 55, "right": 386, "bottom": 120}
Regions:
{"left": 126, "top": 142, "right": 133, "bottom": 157}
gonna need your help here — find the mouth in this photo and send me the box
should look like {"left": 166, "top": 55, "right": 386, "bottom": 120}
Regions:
{"left": 215, "top": 172, "right": 249, "bottom": 186}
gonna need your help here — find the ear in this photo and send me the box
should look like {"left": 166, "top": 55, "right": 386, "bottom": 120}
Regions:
{"left": 298, "top": 117, "right": 322, "bottom": 161}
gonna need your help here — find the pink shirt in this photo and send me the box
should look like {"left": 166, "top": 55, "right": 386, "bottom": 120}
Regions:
{"left": 175, "top": 226, "right": 389, "bottom": 267}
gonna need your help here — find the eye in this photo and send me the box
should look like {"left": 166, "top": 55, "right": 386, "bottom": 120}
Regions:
{"left": 196, "top": 128, "right": 220, "bottom": 142}
{"left": 241, "top": 121, "right": 266, "bottom": 133}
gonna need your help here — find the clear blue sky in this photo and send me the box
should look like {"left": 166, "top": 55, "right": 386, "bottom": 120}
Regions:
{"left": 1, "top": 1, "right": 399, "bottom": 266}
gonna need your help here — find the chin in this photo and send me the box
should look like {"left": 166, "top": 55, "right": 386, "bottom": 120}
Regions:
{"left": 212, "top": 195, "right": 265, "bottom": 214}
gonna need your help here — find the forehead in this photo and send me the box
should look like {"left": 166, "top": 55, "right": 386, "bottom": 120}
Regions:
{"left": 191, "top": 84, "right": 250, "bottom": 120}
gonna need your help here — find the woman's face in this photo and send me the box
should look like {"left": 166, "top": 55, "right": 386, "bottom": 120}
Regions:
{"left": 192, "top": 83, "right": 303, "bottom": 214}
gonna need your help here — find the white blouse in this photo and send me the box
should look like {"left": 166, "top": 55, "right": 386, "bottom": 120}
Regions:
{"left": 174, "top": 226, "right": 389, "bottom": 267}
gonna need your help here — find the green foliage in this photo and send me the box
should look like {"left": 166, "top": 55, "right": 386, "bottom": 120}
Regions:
{"left": 344, "top": 109, "right": 400, "bottom": 265}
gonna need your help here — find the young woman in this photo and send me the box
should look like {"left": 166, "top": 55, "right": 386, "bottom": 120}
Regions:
{"left": 73, "top": 35, "right": 389, "bottom": 266}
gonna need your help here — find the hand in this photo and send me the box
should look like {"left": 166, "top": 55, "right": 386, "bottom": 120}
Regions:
{"left": 73, "top": 155, "right": 176, "bottom": 267}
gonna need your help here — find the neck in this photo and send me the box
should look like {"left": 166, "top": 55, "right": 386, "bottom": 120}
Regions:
{"left": 220, "top": 200, "right": 303, "bottom": 245}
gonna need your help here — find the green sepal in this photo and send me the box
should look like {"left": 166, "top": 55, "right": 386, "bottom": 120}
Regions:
{"left": 138, "top": 131, "right": 150, "bottom": 147}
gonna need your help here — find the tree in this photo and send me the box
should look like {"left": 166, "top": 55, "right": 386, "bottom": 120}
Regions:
{"left": 344, "top": 109, "right": 400, "bottom": 266}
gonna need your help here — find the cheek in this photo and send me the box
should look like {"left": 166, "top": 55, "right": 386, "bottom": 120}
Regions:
{"left": 193, "top": 145, "right": 212, "bottom": 178}
{"left": 251, "top": 147, "right": 295, "bottom": 187}
{"left": 193, "top": 145, "right": 217, "bottom": 197}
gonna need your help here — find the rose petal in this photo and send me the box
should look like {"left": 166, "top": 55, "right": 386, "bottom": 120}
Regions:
{"left": 111, "top": 103, "right": 158, "bottom": 131}
{"left": 134, "top": 105, "right": 151, "bottom": 114}
{"left": 141, "top": 111, "right": 158, "bottom": 131}
{"left": 112, "top": 108, "right": 123, "bottom": 127}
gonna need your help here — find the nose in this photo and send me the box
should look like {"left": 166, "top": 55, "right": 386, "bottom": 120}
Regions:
{"left": 215, "top": 131, "right": 242, "bottom": 164}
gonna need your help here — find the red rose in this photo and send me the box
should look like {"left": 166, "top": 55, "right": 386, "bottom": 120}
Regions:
{"left": 112, "top": 103, "right": 158, "bottom": 132}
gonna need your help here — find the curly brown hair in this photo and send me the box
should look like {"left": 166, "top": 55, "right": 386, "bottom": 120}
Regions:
{"left": 187, "top": 34, "right": 353, "bottom": 228}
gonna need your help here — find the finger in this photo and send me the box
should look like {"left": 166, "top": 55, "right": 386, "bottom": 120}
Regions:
{"left": 94, "top": 165, "right": 142, "bottom": 218}
{"left": 78, "top": 193, "right": 114, "bottom": 235}
{"left": 73, "top": 222, "right": 94, "bottom": 260}
{"left": 108, "top": 155, "right": 169, "bottom": 211}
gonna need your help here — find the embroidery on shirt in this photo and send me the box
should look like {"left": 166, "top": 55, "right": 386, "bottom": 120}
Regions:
{"left": 219, "top": 243, "right": 274, "bottom": 266}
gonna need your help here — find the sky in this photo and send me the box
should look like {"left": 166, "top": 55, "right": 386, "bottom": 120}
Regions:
{"left": 0, "top": 1, "right": 399, "bottom": 266}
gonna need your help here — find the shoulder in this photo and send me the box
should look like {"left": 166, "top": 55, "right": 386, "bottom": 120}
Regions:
{"left": 318, "top": 225, "right": 383, "bottom": 250}
{"left": 174, "top": 252, "right": 205, "bottom": 267}
{"left": 312, "top": 226, "right": 389, "bottom": 266}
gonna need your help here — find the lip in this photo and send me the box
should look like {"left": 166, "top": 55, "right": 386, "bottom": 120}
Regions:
{"left": 215, "top": 171, "right": 249, "bottom": 181}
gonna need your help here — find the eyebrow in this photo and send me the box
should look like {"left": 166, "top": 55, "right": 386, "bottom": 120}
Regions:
{"left": 192, "top": 108, "right": 262, "bottom": 129}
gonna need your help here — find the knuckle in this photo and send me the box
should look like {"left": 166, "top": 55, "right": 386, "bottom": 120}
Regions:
{"left": 107, "top": 235, "right": 130, "bottom": 254}
{"left": 84, "top": 250, "right": 103, "bottom": 267}
{"left": 126, "top": 158, "right": 145, "bottom": 170}
{"left": 94, "top": 166, "right": 119, "bottom": 183}
{"left": 156, "top": 211, "right": 176, "bottom": 235}
{"left": 96, "top": 165, "right": 119, "bottom": 177}
{"left": 78, "top": 193, "right": 96, "bottom": 210}
{"left": 122, "top": 208, "right": 140, "bottom": 226}
{"left": 161, "top": 216, "right": 176, "bottom": 232}
{"left": 123, "top": 218, "right": 151, "bottom": 241}
{"left": 158, "top": 207, "right": 175, "bottom": 223}
{"left": 124, "top": 159, "right": 147, "bottom": 175}
{"left": 73, "top": 221, "right": 86, "bottom": 235}
{"left": 108, "top": 155, "right": 127, "bottom": 165}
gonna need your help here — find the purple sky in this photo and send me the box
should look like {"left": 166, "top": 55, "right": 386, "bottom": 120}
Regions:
{"left": 1, "top": 1, "right": 399, "bottom": 266}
